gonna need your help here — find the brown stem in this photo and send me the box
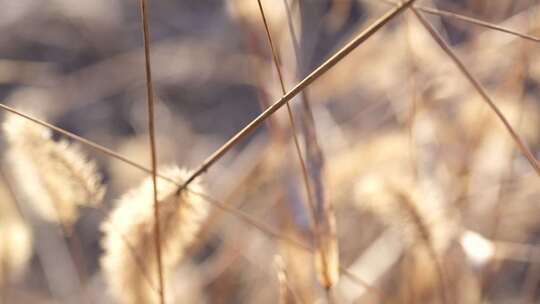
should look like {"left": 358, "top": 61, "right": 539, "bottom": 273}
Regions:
{"left": 139, "top": 1, "right": 165, "bottom": 303}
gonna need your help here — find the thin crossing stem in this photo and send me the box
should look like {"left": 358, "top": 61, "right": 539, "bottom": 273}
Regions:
{"left": 417, "top": 6, "right": 540, "bottom": 43}
{"left": 281, "top": 1, "right": 338, "bottom": 297}
{"left": 177, "top": 0, "right": 417, "bottom": 193}
{"left": 411, "top": 8, "right": 540, "bottom": 178}
{"left": 255, "top": 0, "right": 317, "bottom": 215}
{"left": 256, "top": 0, "right": 333, "bottom": 292}
{"left": 376, "top": 0, "right": 540, "bottom": 43}
{"left": 139, "top": 1, "right": 165, "bottom": 303}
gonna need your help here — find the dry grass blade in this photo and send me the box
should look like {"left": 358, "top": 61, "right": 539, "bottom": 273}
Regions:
{"left": 281, "top": 0, "right": 340, "bottom": 291}
{"left": 178, "top": 0, "right": 417, "bottom": 193}
{"left": 139, "top": 0, "right": 165, "bottom": 303}
{"left": 410, "top": 8, "right": 540, "bottom": 178}
{"left": 254, "top": 0, "right": 315, "bottom": 225}
{"left": 416, "top": 6, "right": 540, "bottom": 43}
{"left": 255, "top": 0, "right": 338, "bottom": 291}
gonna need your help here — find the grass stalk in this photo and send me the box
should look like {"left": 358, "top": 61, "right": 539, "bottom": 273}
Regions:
{"left": 255, "top": 0, "right": 332, "bottom": 289}
{"left": 376, "top": 0, "right": 540, "bottom": 43}
{"left": 139, "top": 1, "right": 165, "bottom": 303}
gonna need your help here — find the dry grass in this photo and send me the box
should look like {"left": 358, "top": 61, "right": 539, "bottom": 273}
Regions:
{"left": 3, "top": 113, "right": 104, "bottom": 229}
{"left": 1, "top": 0, "right": 540, "bottom": 303}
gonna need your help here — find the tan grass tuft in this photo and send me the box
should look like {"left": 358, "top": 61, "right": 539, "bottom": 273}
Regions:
{"left": 356, "top": 174, "right": 457, "bottom": 253}
{"left": 0, "top": 218, "right": 32, "bottom": 288}
{"left": 355, "top": 174, "right": 456, "bottom": 303}
{"left": 100, "top": 166, "right": 209, "bottom": 304}
{"left": 0, "top": 177, "right": 32, "bottom": 290}
{"left": 2, "top": 114, "right": 105, "bottom": 228}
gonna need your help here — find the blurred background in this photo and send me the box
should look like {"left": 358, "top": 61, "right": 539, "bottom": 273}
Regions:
{"left": 1, "top": 0, "right": 540, "bottom": 303}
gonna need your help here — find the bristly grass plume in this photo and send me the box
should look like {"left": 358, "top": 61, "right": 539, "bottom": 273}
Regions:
{"left": 100, "top": 166, "right": 209, "bottom": 304}
{"left": 2, "top": 113, "right": 105, "bottom": 229}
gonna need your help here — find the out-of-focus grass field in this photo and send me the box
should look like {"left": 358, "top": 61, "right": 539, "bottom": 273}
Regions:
{"left": 2, "top": 0, "right": 540, "bottom": 303}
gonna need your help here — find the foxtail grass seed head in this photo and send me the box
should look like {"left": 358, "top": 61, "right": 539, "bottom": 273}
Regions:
{"left": 2, "top": 114, "right": 105, "bottom": 228}
{"left": 355, "top": 174, "right": 457, "bottom": 253}
{"left": 101, "top": 166, "right": 209, "bottom": 304}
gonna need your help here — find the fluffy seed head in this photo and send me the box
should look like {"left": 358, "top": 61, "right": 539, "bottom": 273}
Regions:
{"left": 355, "top": 174, "right": 457, "bottom": 253}
{"left": 2, "top": 114, "right": 105, "bottom": 228}
{"left": 100, "top": 166, "right": 209, "bottom": 304}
